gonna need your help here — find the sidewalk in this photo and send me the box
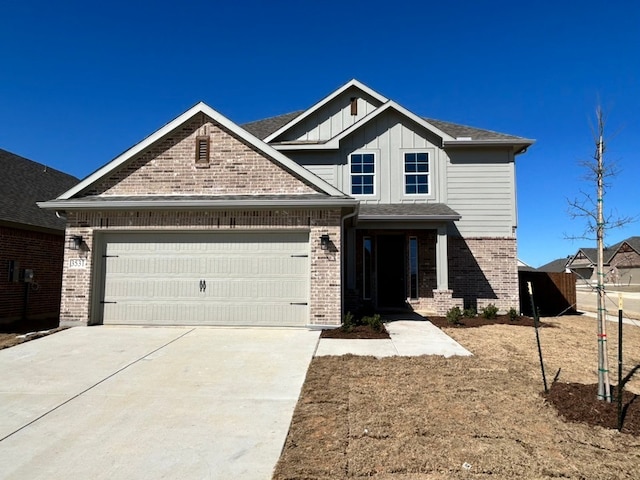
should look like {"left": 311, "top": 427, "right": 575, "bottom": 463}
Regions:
{"left": 315, "top": 320, "right": 472, "bottom": 358}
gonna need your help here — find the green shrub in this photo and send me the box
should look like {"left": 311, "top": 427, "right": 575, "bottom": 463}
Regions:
{"left": 446, "top": 306, "right": 462, "bottom": 325}
{"left": 508, "top": 308, "right": 519, "bottom": 322}
{"left": 482, "top": 303, "right": 499, "bottom": 319}
{"left": 462, "top": 307, "right": 477, "bottom": 318}
{"left": 341, "top": 311, "right": 355, "bottom": 332}
{"left": 362, "top": 314, "right": 383, "bottom": 332}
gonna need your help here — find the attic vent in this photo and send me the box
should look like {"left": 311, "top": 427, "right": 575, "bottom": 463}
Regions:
{"left": 196, "top": 135, "right": 210, "bottom": 164}
{"left": 350, "top": 97, "right": 358, "bottom": 116}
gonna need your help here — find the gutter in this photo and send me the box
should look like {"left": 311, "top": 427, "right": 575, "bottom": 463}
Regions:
{"left": 38, "top": 197, "right": 359, "bottom": 211}
{"left": 340, "top": 203, "right": 360, "bottom": 321}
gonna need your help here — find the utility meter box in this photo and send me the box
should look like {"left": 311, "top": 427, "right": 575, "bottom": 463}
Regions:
{"left": 21, "top": 268, "right": 34, "bottom": 283}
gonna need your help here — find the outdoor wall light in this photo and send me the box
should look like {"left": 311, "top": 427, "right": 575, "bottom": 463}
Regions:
{"left": 320, "top": 234, "right": 331, "bottom": 250}
{"left": 69, "top": 235, "right": 83, "bottom": 250}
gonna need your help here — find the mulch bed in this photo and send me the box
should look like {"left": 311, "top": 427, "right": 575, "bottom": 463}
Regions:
{"left": 428, "top": 313, "right": 544, "bottom": 328}
{"left": 321, "top": 314, "right": 545, "bottom": 339}
{"left": 546, "top": 382, "right": 640, "bottom": 435}
{"left": 320, "top": 324, "right": 390, "bottom": 339}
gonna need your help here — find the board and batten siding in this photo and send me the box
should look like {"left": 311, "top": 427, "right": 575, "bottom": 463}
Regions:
{"left": 283, "top": 88, "right": 383, "bottom": 142}
{"left": 338, "top": 111, "right": 444, "bottom": 204}
{"left": 446, "top": 149, "right": 517, "bottom": 237}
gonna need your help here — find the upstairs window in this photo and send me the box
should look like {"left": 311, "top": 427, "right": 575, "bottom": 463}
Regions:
{"left": 404, "top": 152, "right": 429, "bottom": 194}
{"left": 350, "top": 153, "right": 375, "bottom": 195}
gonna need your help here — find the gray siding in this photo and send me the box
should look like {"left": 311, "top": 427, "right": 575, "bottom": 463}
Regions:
{"left": 446, "top": 149, "right": 516, "bottom": 237}
{"left": 282, "top": 107, "right": 518, "bottom": 239}
{"left": 282, "top": 88, "right": 383, "bottom": 142}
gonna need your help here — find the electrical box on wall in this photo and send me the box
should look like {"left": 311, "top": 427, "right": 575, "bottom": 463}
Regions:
{"left": 21, "top": 269, "right": 34, "bottom": 283}
{"left": 8, "top": 260, "right": 20, "bottom": 283}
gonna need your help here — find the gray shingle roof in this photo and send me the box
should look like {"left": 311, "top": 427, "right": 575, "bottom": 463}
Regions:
{"left": 243, "top": 111, "right": 303, "bottom": 140}
{"left": 0, "top": 148, "right": 79, "bottom": 231}
{"left": 358, "top": 203, "right": 460, "bottom": 220}
{"left": 424, "top": 118, "right": 526, "bottom": 141}
{"left": 538, "top": 257, "right": 570, "bottom": 272}
{"left": 241, "top": 111, "right": 528, "bottom": 142}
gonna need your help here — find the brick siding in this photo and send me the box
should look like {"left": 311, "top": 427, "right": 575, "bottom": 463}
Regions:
{"left": 449, "top": 236, "right": 519, "bottom": 312}
{"left": 0, "top": 226, "right": 64, "bottom": 323}
{"left": 86, "top": 118, "right": 320, "bottom": 196}
{"left": 61, "top": 209, "right": 342, "bottom": 327}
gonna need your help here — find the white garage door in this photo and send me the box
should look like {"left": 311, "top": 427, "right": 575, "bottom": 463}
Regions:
{"left": 99, "top": 231, "right": 310, "bottom": 326}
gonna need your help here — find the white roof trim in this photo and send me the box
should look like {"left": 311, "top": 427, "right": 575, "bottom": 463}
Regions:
{"left": 57, "top": 102, "right": 347, "bottom": 200}
{"left": 263, "top": 79, "right": 388, "bottom": 143}
{"left": 270, "top": 101, "right": 456, "bottom": 152}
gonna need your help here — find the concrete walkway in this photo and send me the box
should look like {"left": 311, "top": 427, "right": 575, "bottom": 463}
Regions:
{"left": 315, "top": 320, "right": 472, "bottom": 358}
{"left": 0, "top": 326, "right": 319, "bottom": 480}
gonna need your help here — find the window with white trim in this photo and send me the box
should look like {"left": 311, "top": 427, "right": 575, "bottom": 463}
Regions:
{"left": 350, "top": 153, "right": 375, "bottom": 195}
{"left": 404, "top": 152, "right": 429, "bottom": 195}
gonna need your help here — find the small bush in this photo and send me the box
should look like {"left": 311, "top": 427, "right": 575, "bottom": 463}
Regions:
{"left": 482, "top": 303, "right": 499, "bottom": 319}
{"left": 446, "top": 306, "right": 462, "bottom": 325}
{"left": 362, "top": 314, "right": 383, "bottom": 332}
{"left": 342, "top": 311, "right": 355, "bottom": 332}
{"left": 508, "top": 308, "right": 519, "bottom": 322}
{"left": 462, "top": 307, "right": 477, "bottom": 318}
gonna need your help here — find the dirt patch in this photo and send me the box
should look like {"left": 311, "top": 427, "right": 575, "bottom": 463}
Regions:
{"left": 274, "top": 316, "right": 640, "bottom": 479}
{"left": 0, "top": 317, "right": 65, "bottom": 350}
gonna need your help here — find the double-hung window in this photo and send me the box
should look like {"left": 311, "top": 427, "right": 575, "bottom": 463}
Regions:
{"left": 350, "top": 153, "right": 375, "bottom": 195}
{"left": 404, "top": 152, "right": 429, "bottom": 195}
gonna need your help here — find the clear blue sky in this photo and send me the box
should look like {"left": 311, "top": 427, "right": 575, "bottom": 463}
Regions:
{"left": 1, "top": 0, "right": 638, "bottom": 267}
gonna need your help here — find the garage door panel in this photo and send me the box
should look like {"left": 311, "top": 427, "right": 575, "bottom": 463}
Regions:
{"left": 101, "top": 232, "right": 310, "bottom": 326}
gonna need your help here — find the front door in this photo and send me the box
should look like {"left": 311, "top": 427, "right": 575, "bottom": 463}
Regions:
{"left": 376, "top": 235, "right": 406, "bottom": 308}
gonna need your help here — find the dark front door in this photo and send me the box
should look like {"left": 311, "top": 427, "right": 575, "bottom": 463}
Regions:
{"left": 376, "top": 235, "right": 406, "bottom": 308}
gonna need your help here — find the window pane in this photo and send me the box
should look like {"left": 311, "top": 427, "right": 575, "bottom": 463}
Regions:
{"left": 417, "top": 153, "right": 428, "bottom": 162}
{"left": 363, "top": 154, "right": 374, "bottom": 164}
{"left": 363, "top": 237, "right": 372, "bottom": 299}
{"left": 409, "top": 237, "right": 418, "bottom": 299}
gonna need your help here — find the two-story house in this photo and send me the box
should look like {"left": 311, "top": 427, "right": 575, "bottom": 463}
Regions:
{"left": 40, "top": 80, "right": 533, "bottom": 327}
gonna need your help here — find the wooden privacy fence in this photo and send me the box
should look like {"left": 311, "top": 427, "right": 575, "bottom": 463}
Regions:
{"left": 519, "top": 271, "right": 577, "bottom": 316}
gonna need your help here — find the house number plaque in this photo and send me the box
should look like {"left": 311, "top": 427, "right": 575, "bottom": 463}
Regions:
{"left": 69, "top": 258, "right": 87, "bottom": 269}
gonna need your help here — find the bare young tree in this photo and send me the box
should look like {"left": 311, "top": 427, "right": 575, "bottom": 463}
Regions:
{"left": 567, "top": 107, "right": 634, "bottom": 402}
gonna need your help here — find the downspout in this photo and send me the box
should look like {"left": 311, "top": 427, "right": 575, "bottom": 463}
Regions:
{"left": 340, "top": 203, "right": 360, "bottom": 321}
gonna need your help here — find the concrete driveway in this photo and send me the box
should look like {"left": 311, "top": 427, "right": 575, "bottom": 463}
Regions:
{"left": 0, "top": 326, "right": 320, "bottom": 480}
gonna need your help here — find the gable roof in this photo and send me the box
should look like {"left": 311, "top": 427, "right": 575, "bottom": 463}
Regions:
{"left": 0, "top": 148, "right": 78, "bottom": 231}
{"left": 42, "top": 102, "right": 349, "bottom": 208}
{"left": 538, "top": 257, "right": 571, "bottom": 273}
{"left": 243, "top": 80, "right": 534, "bottom": 153}
{"left": 567, "top": 236, "right": 640, "bottom": 267}
{"left": 263, "top": 79, "right": 388, "bottom": 144}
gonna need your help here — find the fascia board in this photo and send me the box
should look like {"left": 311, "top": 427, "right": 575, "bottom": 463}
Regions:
{"left": 57, "top": 102, "right": 346, "bottom": 200}
{"left": 58, "top": 103, "right": 209, "bottom": 200}
{"left": 263, "top": 79, "right": 388, "bottom": 143}
{"left": 323, "top": 101, "right": 455, "bottom": 148}
{"left": 358, "top": 214, "right": 461, "bottom": 221}
{"left": 38, "top": 197, "right": 359, "bottom": 210}
{"left": 443, "top": 139, "right": 536, "bottom": 151}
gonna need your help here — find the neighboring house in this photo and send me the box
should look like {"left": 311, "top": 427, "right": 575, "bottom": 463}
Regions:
{"left": 537, "top": 257, "right": 571, "bottom": 273}
{"left": 39, "top": 80, "right": 534, "bottom": 327}
{"left": 567, "top": 236, "right": 640, "bottom": 284}
{"left": 0, "top": 149, "right": 78, "bottom": 324}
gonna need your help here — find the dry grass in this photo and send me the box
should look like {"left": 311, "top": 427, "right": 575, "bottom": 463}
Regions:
{"left": 273, "top": 316, "right": 640, "bottom": 479}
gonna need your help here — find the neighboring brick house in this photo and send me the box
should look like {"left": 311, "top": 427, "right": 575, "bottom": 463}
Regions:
{"left": 0, "top": 149, "right": 78, "bottom": 324}
{"left": 40, "top": 80, "right": 534, "bottom": 327}
{"left": 567, "top": 236, "right": 640, "bottom": 284}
